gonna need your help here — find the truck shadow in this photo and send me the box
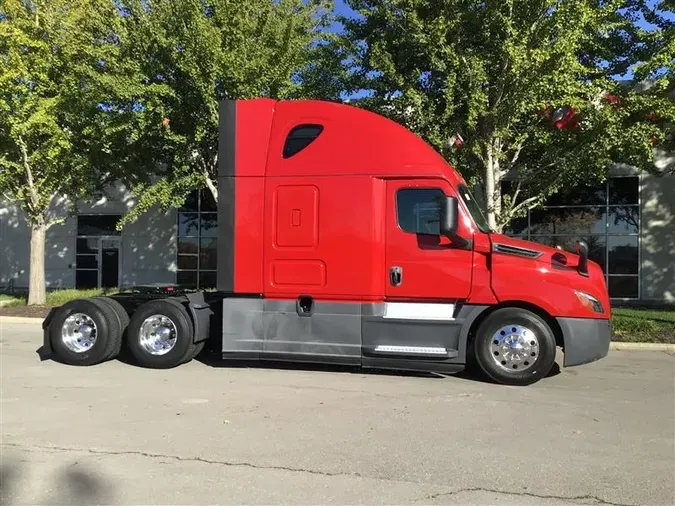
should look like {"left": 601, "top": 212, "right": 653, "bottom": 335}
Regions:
{"left": 193, "top": 347, "right": 439, "bottom": 379}
{"left": 0, "top": 456, "right": 115, "bottom": 505}
{"left": 35, "top": 341, "right": 561, "bottom": 383}
{"left": 193, "top": 342, "right": 561, "bottom": 383}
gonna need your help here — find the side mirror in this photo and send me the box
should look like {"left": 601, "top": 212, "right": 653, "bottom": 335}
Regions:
{"left": 440, "top": 196, "right": 459, "bottom": 237}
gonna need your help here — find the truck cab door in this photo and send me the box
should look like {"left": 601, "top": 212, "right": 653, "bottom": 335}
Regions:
{"left": 360, "top": 178, "right": 475, "bottom": 366}
{"left": 384, "top": 178, "right": 473, "bottom": 302}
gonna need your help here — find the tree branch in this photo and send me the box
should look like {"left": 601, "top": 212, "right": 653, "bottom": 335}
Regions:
{"left": 17, "top": 135, "right": 40, "bottom": 216}
{"left": 509, "top": 194, "right": 541, "bottom": 215}
{"left": 510, "top": 179, "right": 523, "bottom": 205}
{"left": 507, "top": 141, "right": 524, "bottom": 171}
{"left": 201, "top": 156, "right": 218, "bottom": 202}
{"left": 44, "top": 217, "right": 67, "bottom": 231}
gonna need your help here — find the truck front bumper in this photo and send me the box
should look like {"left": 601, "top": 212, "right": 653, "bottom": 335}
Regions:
{"left": 556, "top": 316, "right": 611, "bottom": 367}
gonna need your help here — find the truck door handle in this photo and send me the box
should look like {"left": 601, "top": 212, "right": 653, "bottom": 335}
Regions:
{"left": 390, "top": 266, "right": 403, "bottom": 286}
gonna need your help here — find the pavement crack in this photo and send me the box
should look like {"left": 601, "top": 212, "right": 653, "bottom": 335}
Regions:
{"left": 421, "top": 487, "right": 634, "bottom": 506}
{"left": 1, "top": 442, "right": 366, "bottom": 480}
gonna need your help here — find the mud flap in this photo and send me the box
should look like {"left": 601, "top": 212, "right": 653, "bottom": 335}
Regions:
{"left": 36, "top": 307, "right": 58, "bottom": 360}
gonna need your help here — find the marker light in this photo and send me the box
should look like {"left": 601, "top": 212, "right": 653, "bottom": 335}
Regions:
{"left": 575, "top": 291, "right": 604, "bottom": 314}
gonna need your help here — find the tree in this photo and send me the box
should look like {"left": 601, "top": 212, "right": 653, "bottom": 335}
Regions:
{"left": 332, "top": 0, "right": 674, "bottom": 231}
{"left": 0, "top": 0, "right": 125, "bottom": 304}
{"left": 108, "top": 0, "right": 334, "bottom": 228}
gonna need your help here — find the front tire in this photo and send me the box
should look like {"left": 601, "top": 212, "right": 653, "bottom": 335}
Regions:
{"left": 126, "top": 298, "right": 197, "bottom": 368}
{"left": 473, "top": 307, "right": 557, "bottom": 386}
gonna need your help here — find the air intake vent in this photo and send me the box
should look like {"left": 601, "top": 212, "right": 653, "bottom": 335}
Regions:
{"left": 493, "top": 243, "right": 543, "bottom": 259}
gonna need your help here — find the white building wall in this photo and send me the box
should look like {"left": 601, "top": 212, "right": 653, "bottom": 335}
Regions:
{"left": 0, "top": 182, "right": 177, "bottom": 290}
{"left": 639, "top": 149, "right": 675, "bottom": 303}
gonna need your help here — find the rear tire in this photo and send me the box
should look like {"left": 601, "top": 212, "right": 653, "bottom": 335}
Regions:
{"left": 49, "top": 298, "right": 123, "bottom": 366}
{"left": 126, "top": 298, "right": 197, "bottom": 368}
{"left": 473, "top": 307, "right": 556, "bottom": 386}
{"left": 92, "top": 296, "right": 129, "bottom": 361}
{"left": 186, "top": 341, "right": 205, "bottom": 361}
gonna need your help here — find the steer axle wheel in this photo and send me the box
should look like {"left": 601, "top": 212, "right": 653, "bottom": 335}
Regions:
{"left": 126, "top": 298, "right": 201, "bottom": 368}
{"left": 473, "top": 307, "right": 557, "bottom": 386}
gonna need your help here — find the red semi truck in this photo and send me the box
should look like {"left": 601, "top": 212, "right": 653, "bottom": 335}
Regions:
{"left": 40, "top": 98, "right": 612, "bottom": 386}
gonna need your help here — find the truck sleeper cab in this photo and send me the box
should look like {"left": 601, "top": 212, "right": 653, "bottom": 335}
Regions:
{"left": 41, "top": 98, "right": 612, "bottom": 386}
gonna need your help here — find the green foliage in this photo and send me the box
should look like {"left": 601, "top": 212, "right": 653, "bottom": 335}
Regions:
{"left": 0, "top": 0, "right": 124, "bottom": 226}
{"left": 334, "top": 0, "right": 675, "bottom": 230}
{"left": 612, "top": 307, "right": 675, "bottom": 343}
{"left": 108, "top": 0, "right": 334, "bottom": 228}
{"left": 0, "top": 288, "right": 116, "bottom": 307}
{"left": 0, "top": 0, "right": 131, "bottom": 304}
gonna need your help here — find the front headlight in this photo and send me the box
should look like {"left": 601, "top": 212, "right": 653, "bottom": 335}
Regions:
{"left": 575, "top": 291, "right": 604, "bottom": 314}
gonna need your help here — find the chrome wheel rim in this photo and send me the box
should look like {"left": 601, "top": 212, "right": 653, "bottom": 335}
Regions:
{"left": 61, "top": 313, "right": 97, "bottom": 353}
{"left": 139, "top": 314, "right": 177, "bottom": 356}
{"left": 490, "top": 324, "right": 539, "bottom": 372}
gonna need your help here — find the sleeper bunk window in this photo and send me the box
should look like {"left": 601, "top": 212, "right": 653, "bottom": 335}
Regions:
{"left": 283, "top": 124, "right": 324, "bottom": 158}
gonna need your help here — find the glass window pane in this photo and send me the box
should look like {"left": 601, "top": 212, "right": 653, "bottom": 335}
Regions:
{"left": 199, "top": 271, "right": 217, "bottom": 289}
{"left": 529, "top": 207, "right": 606, "bottom": 235}
{"left": 177, "top": 255, "right": 197, "bottom": 270}
{"left": 544, "top": 182, "right": 606, "bottom": 206}
{"left": 283, "top": 124, "right": 324, "bottom": 158}
{"left": 609, "top": 177, "right": 638, "bottom": 205}
{"left": 608, "top": 276, "right": 638, "bottom": 298}
{"left": 178, "top": 237, "right": 199, "bottom": 255}
{"left": 179, "top": 190, "right": 199, "bottom": 211}
{"left": 200, "top": 238, "right": 217, "bottom": 270}
{"left": 76, "top": 254, "right": 98, "bottom": 269}
{"left": 177, "top": 270, "right": 198, "bottom": 289}
{"left": 77, "top": 215, "right": 121, "bottom": 236}
{"left": 200, "top": 213, "right": 218, "bottom": 237}
{"left": 530, "top": 235, "right": 606, "bottom": 272}
{"left": 200, "top": 189, "right": 217, "bottom": 212}
{"left": 76, "top": 238, "right": 98, "bottom": 254}
{"left": 608, "top": 206, "right": 639, "bottom": 234}
{"left": 608, "top": 236, "right": 638, "bottom": 274}
{"left": 396, "top": 188, "right": 444, "bottom": 235}
{"left": 178, "top": 213, "right": 200, "bottom": 236}
{"left": 76, "top": 269, "right": 98, "bottom": 289}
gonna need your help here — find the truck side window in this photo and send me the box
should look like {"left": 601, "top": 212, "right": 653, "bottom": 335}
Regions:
{"left": 283, "top": 124, "right": 324, "bottom": 158}
{"left": 396, "top": 188, "right": 445, "bottom": 235}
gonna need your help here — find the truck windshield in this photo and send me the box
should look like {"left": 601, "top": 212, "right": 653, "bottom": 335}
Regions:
{"left": 457, "top": 184, "right": 492, "bottom": 234}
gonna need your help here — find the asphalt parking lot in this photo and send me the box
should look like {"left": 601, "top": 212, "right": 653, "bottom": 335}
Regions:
{"left": 1, "top": 320, "right": 674, "bottom": 506}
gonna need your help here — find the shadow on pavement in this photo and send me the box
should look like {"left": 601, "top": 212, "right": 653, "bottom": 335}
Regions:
{"left": 193, "top": 346, "right": 441, "bottom": 379}
{"left": 35, "top": 336, "right": 560, "bottom": 384}
{"left": 0, "top": 456, "right": 115, "bottom": 505}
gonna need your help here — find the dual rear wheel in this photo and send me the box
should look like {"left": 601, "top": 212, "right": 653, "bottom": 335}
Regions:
{"left": 49, "top": 297, "right": 203, "bottom": 368}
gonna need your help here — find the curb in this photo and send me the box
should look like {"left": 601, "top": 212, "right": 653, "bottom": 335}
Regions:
{"left": 0, "top": 316, "right": 45, "bottom": 324}
{"left": 610, "top": 342, "right": 675, "bottom": 353}
{"left": 1, "top": 316, "right": 674, "bottom": 353}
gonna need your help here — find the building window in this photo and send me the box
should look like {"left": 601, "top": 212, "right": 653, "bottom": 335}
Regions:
{"left": 176, "top": 189, "right": 217, "bottom": 289}
{"left": 503, "top": 176, "right": 640, "bottom": 299}
{"left": 75, "top": 215, "right": 122, "bottom": 289}
{"left": 396, "top": 188, "right": 444, "bottom": 235}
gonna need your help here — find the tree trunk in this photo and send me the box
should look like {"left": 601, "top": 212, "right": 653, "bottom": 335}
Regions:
{"left": 27, "top": 222, "right": 47, "bottom": 306}
{"left": 484, "top": 142, "right": 503, "bottom": 232}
